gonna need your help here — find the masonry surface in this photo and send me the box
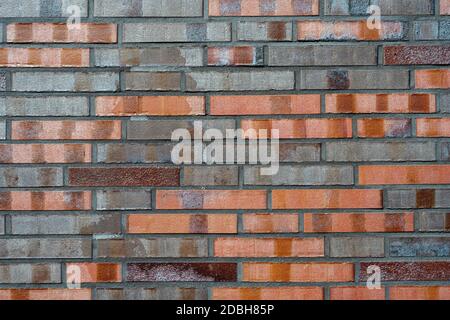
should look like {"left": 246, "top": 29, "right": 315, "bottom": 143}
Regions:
{"left": 0, "top": 0, "right": 449, "bottom": 301}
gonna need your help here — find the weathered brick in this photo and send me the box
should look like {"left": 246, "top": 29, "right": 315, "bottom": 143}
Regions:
{"left": 325, "top": 141, "right": 435, "bottom": 162}
{"left": 244, "top": 165, "right": 354, "bottom": 185}
{"left": 95, "top": 48, "right": 203, "bottom": 67}
{"left": 186, "top": 71, "right": 294, "bottom": 91}
{"left": 0, "top": 238, "right": 91, "bottom": 258}
{"left": 212, "top": 287, "right": 324, "bottom": 300}
{"left": 415, "top": 69, "right": 450, "bottom": 89}
{"left": 419, "top": 212, "right": 450, "bottom": 232}
{"left": 385, "top": 46, "right": 450, "bottom": 65}
{"left": 125, "top": 72, "right": 181, "bottom": 91}
{"left": 156, "top": 190, "right": 267, "bottom": 209}
{"left": 0, "top": 217, "right": 4, "bottom": 235}
{"left": 372, "top": 0, "right": 433, "bottom": 15}
{"left": 243, "top": 263, "right": 354, "bottom": 282}
{"left": 237, "top": 22, "right": 292, "bottom": 41}
{"left": 0, "top": 73, "right": 6, "bottom": 91}
{"left": 68, "top": 167, "right": 180, "bottom": 187}
{"left": 0, "top": 191, "right": 91, "bottom": 211}
{"left": 324, "top": 0, "right": 350, "bottom": 15}
{"left": 326, "top": 93, "right": 436, "bottom": 113}
{"left": 214, "top": 238, "right": 324, "bottom": 257}
{"left": 11, "top": 214, "right": 120, "bottom": 235}
{"left": 360, "top": 262, "right": 450, "bottom": 281}
{"left": 127, "top": 263, "right": 237, "bottom": 282}
{"left": 0, "top": 289, "right": 91, "bottom": 300}
{"left": 279, "top": 143, "right": 321, "bottom": 162}
{"left": 7, "top": 23, "right": 117, "bottom": 43}
{"left": 97, "top": 190, "right": 151, "bottom": 210}
{"left": 0, "top": 0, "right": 87, "bottom": 17}
{"left": 269, "top": 45, "right": 376, "bottom": 66}
{"left": 330, "top": 237, "right": 384, "bottom": 257}
{"left": 12, "top": 120, "right": 121, "bottom": 140}
{"left": 360, "top": 165, "right": 450, "bottom": 185}
{"left": 414, "top": 21, "right": 439, "bottom": 40}
{"left": 357, "top": 119, "right": 412, "bottom": 138}
{"left": 97, "top": 288, "right": 208, "bottom": 300}
{"left": 417, "top": 118, "right": 450, "bottom": 137}
{"left": 243, "top": 213, "right": 299, "bottom": 233}
{"left": 441, "top": 142, "right": 450, "bottom": 160}
{"left": 0, "top": 121, "right": 5, "bottom": 140}
{"left": 97, "top": 143, "right": 174, "bottom": 163}
{"left": 390, "top": 287, "right": 450, "bottom": 300}
{"left": 439, "top": 21, "right": 450, "bottom": 39}
{"left": 12, "top": 72, "right": 119, "bottom": 92}
{"left": 183, "top": 166, "right": 238, "bottom": 186}
{"left": 0, "top": 48, "right": 89, "bottom": 67}
{"left": 97, "top": 239, "right": 207, "bottom": 258}
{"left": 128, "top": 214, "right": 237, "bottom": 234}
{"left": 442, "top": 0, "right": 450, "bottom": 14}
{"left": 0, "top": 97, "right": 89, "bottom": 117}
{"left": 386, "top": 189, "right": 450, "bottom": 209}
{"left": 0, "top": 167, "right": 63, "bottom": 187}
{"left": 123, "top": 23, "right": 231, "bottom": 42}
{"left": 272, "top": 189, "right": 382, "bottom": 209}
{"left": 66, "top": 263, "right": 121, "bottom": 283}
{"left": 209, "top": 0, "right": 319, "bottom": 16}
{"left": 298, "top": 69, "right": 409, "bottom": 90}
{"left": 390, "top": 238, "right": 450, "bottom": 257}
{"left": 0, "top": 264, "right": 61, "bottom": 284}
{"left": 208, "top": 46, "right": 263, "bottom": 66}
{"left": 94, "top": 0, "right": 203, "bottom": 17}
{"left": 304, "top": 213, "right": 414, "bottom": 233}
{"left": 330, "top": 287, "right": 385, "bottom": 300}
{"left": 0, "top": 144, "right": 91, "bottom": 163}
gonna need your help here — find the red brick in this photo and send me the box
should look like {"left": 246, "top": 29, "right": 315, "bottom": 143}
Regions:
{"left": 390, "top": 287, "right": 450, "bottom": 300}
{"left": 0, "top": 289, "right": 91, "bottom": 300}
{"left": 417, "top": 118, "right": 450, "bottom": 137}
{"left": 0, "top": 144, "right": 91, "bottom": 163}
{"left": 0, "top": 48, "right": 89, "bottom": 67}
{"left": 330, "top": 287, "right": 385, "bottom": 300}
{"left": 211, "top": 95, "right": 320, "bottom": 115}
{"left": 0, "top": 191, "right": 91, "bottom": 211}
{"left": 359, "top": 165, "right": 450, "bottom": 185}
{"left": 212, "top": 287, "right": 323, "bottom": 300}
{"left": 208, "top": 47, "right": 260, "bottom": 66}
{"left": 415, "top": 69, "right": 450, "bottom": 89}
{"left": 7, "top": 23, "right": 117, "bottom": 43}
{"left": 357, "top": 119, "right": 411, "bottom": 138}
{"left": 385, "top": 46, "right": 450, "bottom": 65}
{"left": 67, "top": 263, "right": 121, "bottom": 283}
{"left": 96, "top": 96, "right": 205, "bottom": 116}
{"left": 214, "top": 238, "right": 324, "bottom": 257}
{"left": 209, "top": 0, "right": 319, "bottom": 16}
{"left": 243, "top": 213, "right": 299, "bottom": 233}
{"left": 272, "top": 189, "right": 382, "bottom": 209}
{"left": 442, "top": 1, "right": 450, "bottom": 15}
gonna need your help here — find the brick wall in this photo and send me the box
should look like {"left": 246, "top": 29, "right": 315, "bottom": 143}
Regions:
{"left": 0, "top": 0, "right": 449, "bottom": 301}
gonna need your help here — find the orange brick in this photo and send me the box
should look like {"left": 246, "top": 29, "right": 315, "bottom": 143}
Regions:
{"left": 156, "top": 190, "right": 267, "bottom": 210}
{"left": 357, "top": 119, "right": 411, "bottom": 138}
{"left": 330, "top": 287, "right": 385, "bottom": 300}
{"left": 208, "top": 46, "right": 259, "bottom": 66}
{"left": 7, "top": 23, "right": 117, "bottom": 43}
{"left": 212, "top": 287, "right": 324, "bottom": 300}
{"left": 12, "top": 121, "right": 121, "bottom": 140}
{"left": 210, "top": 95, "right": 320, "bottom": 115}
{"left": 128, "top": 214, "right": 237, "bottom": 234}
{"left": 326, "top": 94, "right": 436, "bottom": 114}
{"left": 209, "top": 0, "right": 319, "bottom": 16}
{"left": 298, "top": 21, "right": 403, "bottom": 41}
{"left": 390, "top": 286, "right": 450, "bottom": 300}
{"left": 243, "top": 213, "right": 299, "bottom": 233}
{"left": 441, "top": 0, "right": 450, "bottom": 15}
{"left": 0, "top": 191, "right": 91, "bottom": 211}
{"left": 214, "top": 238, "right": 324, "bottom": 257}
{"left": 0, "top": 144, "right": 91, "bottom": 163}
{"left": 0, "top": 48, "right": 89, "bottom": 67}
{"left": 67, "top": 263, "right": 121, "bottom": 283}
{"left": 304, "top": 213, "right": 414, "bottom": 233}
{"left": 243, "top": 263, "right": 354, "bottom": 282}
{"left": 0, "top": 289, "right": 91, "bottom": 300}
{"left": 415, "top": 69, "right": 450, "bottom": 89}
{"left": 96, "top": 96, "right": 205, "bottom": 116}
{"left": 272, "top": 189, "right": 382, "bottom": 209}
{"left": 359, "top": 165, "right": 450, "bottom": 185}
{"left": 417, "top": 118, "right": 450, "bottom": 137}
{"left": 241, "top": 119, "right": 352, "bottom": 139}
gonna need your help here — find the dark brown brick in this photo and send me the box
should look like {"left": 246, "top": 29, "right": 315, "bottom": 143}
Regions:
{"left": 385, "top": 46, "right": 450, "bottom": 65}
{"left": 360, "top": 262, "right": 450, "bottom": 281}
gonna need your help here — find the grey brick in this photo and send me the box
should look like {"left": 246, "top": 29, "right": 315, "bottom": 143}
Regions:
{"left": 279, "top": 143, "right": 321, "bottom": 162}
{"left": 12, "top": 72, "right": 119, "bottom": 92}
{"left": 440, "top": 142, "right": 450, "bottom": 160}
{"left": 414, "top": 21, "right": 438, "bottom": 40}
{"left": 386, "top": 189, "right": 416, "bottom": 209}
{"left": 330, "top": 237, "right": 385, "bottom": 257}
{"left": 390, "top": 238, "right": 450, "bottom": 257}
{"left": 125, "top": 72, "right": 181, "bottom": 91}
{"left": 326, "top": 142, "right": 436, "bottom": 162}
{"left": 0, "top": 263, "right": 61, "bottom": 284}
{"left": 0, "top": 121, "right": 5, "bottom": 140}
{"left": 97, "top": 288, "right": 208, "bottom": 300}
{"left": 419, "top": 212, "right": 450, "bottom": 232}
{"left": 0, "top": 217, "right": 4, "bottom": 235}
{"left": 127, "top": 120, "right": 236, "bottom": 140}
{"left": 0, "top": 238, "right": 91, "bottom": 258}
{"left": 350, "top": 0, "right": 370, "bottom": 15}
{"left": 97, "top": 190, "right": 151, "bottom": 210}
{"left": 269, "top": 46, "right": 377, "bottom": 66}
{"left": 237, "top": 22, "right": 292, "bottom": 41}
{"left": 298, "top": 69, "right": 409, "bottom": 90}
{"left": 372, "top": 0, "right": 433, "bottom": 15}
{"left": 97, "top": 238, "right": 208, "bottom": 258}
{"left": 324, "top": 0, "right": 350, "bottom": 15}
{"left": 94, "top": 0, "right": 203, "bottom": 17}
{"left": 95, "top": 48, "right": 203, "bottom": 67}
{"left": 0, "top": 0, "right": 87, "bottom": 17}
{"left": 11, "top": 214, "right": 120, "bottom": 235}
{"left": 440, "top": 21, "right": 450, "bottom": 40}
{"left": 244, "top": 165, "right": 353, "bottom": 185}
{"left": 186, "top": 71, "right": 295, "bottom": 91}
{"left": 441, "top": 94, "right": 450, "bottom": 113}
{"left": 386, "top": 189, "right": 450, "bottom": 209}
{"left": 0, "top": 25, "right": 3, "bottom": 43}
{"left": 0, "top": 72, "right": 6, "bottom": 91}
{"left": 0, "top": 97, "right": 88, "bottom": 116}
{"left": 98, "top": 143, "right": 174, "bottom": 163}
{"left": 0, "top": 168, "right": 63, "bottom": 187}
{"left": 183, "top": 166, "right": 239, "bottom": 186}
{"left": 123, "top": 23, "right": 231, "bottom": 42}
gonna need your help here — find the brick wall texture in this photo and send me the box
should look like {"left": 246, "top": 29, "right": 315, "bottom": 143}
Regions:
{"left": 0, "top": 0, "right": 449, "bottom": 301}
